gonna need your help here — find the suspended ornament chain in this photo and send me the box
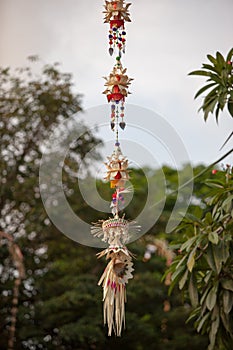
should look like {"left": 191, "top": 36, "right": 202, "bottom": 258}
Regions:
{"left": 91, "top": 0, "right": 140, "bottom": 337}
{"left": 103, "top": 58, "right": 133, "bottom": 131}
{"left": 103, "top": 0, "right": 131, "bottom": 56}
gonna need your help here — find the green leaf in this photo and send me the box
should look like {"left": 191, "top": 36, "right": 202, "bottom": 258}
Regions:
{"left": 205, "top": 179, "right": 225, "bottom": 187}
{"left": 205, "top": 246, "right": 216, "bottom": 272}
{"left": 206, "top": 286, "right": 217, "bottom": 311}
{"left": 186, "top": 306, "right": 201, "bottom": 324}
{"left": 216, "top": 51, "right": 226, "bottom": 69}
{"left": 227, "top": 94, "right": 233, "bottom": 118}
{"left": 218, "top": 92, "right": 227, "bottom": 109}
{"left": 194, "top": 82, "right": 217, "bottom": 99}
{"left": 204, "top": 271, "right": 213, "bottom": 285}
{"left": 224, "top": 233, "right": 233, "bottom": 243}
{"left": 175, "top": 254, "right": 187, "bottom": 269}
{"left": 179, "top": 269, "right": 189, "bottom": 290}
{"left": 215, "top": 103, "right": 221, "bottom": 123}
{"left": 188, "top": 70, "right": 211, "bottom": 77}
{"left": 205, "top": 182, "right": 224, "bottom": 189}
{"left": 221, "top": 279, "right": 233, "bottom": 292}
{"left": 200, "top": 284, "right": 212, "bottom": 305}
{"left": 207, "top": 54, "right": 217, "bottom": 65}
{"left": 208, "top": 306, "right": 219, "bottom": 350}
{"left": 180, "top": 236, "right": 197, "bottom": 252}
{"left": 202, "top": 86, "right": 219, "bottom": 105}
{"left": 187, "top": 249, "right": 196, "bottom": 272}
{"left": 223, "top": 290, "right": 233, "bottom": 314}
{"left": 208, "top": 232, "right": 219, "bottom": 245}
{"left": 203, "top": 92, "right": 220, "bottom": 108}
{"left": 207, "top": 73, "right": 224, "bottom": 85}
{"left": 202, "top": 96, "right": 219, "bottom": 121}
{"left": 197, "top": 312, "right": 210, "bottom": 333}
{"left": 226, "top": 48, "right": 233, "bottom": 62}
{"left": 171, "top": 265, "right": 185, "bottom": 282}
{"left": 222, "top": 194, "right": 233, "bottom": 213}
{"left": 168, "top": 271, "right": 182, "bottom": 296}
{"left": 202, "top": 64, "right": 220, "bottom": 75}
{"left": 212, "top": 246, "right": 222, "bottom": 274}
{"left": 189, "top": 274, "right": 199, "bottom": 307}
{"left": 220, "top": 307, "right": 231, "bottom": 333}
{"left": 205, "top": 211, "right": 213, "bottom": 224}
{"left": 212, "top": 240, "right": 229, "bottom": 274}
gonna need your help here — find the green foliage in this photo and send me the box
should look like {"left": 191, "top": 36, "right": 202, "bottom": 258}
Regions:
{"left": 189, "top": 48, "right": 233, "bottom": 122}
{"left": 0, "top": 58, "right": 101, "bottom": 350}
{"left": 167, "top": 167, "right": 233, "bottom": 350}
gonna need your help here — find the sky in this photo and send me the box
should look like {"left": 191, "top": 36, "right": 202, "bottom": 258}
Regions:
{"left": 0, "top": 0, "right": 233, "bottom": 168}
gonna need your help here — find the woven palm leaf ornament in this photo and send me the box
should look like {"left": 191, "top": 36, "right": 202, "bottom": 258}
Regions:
{"left": 103, "top": 60, "right": 133, "bottom": 130}
{"left": 91, "top": 1, "right": 140, "bottom": 336}
{"left": 103, "top": 0, "right": 131, "bottom": 56}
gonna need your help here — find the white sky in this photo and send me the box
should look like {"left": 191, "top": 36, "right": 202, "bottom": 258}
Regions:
{"left": 0, "top": 0, "right": 232, "bottom": 167}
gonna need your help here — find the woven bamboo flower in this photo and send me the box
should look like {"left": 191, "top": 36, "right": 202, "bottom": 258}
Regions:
{"left": 103, "top": 0, "right": 131, "bottom": 23}
{"left": 103, "top": 65, "right": 133, "bottom": 97}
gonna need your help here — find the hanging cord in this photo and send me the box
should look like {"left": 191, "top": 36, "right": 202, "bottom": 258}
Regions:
{"left": 115, "top": 103, "right": 120, "bottom": 145}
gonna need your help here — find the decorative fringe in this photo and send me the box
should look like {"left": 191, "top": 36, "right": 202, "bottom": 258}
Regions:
{"left": 97, "top": 248, "right": 134, "bottom": 336}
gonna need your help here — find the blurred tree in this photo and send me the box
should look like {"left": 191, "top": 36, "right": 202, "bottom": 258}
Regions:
{"left": 0, "top": 57, "right": 101, "bottom": 349}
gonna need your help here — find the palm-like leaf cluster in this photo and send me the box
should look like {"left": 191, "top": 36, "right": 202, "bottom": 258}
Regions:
{"left": 189, "top": 48, "right": 233, "bottom": 122}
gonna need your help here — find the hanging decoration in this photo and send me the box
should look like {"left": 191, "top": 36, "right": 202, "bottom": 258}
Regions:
{"left": 103, "top": 59, "right": 133, "bottom": 131}
{"left": 104, "top": 144, "right": 129, "bottom": 190}
{"left": 91, "top": 217, "right": 139, "bottom": 336}
{"left": 91, "top": 1, "right": 138, "bottom": 336}
{"left": 103, "top": 0, "right": 131, "bottom": 56}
